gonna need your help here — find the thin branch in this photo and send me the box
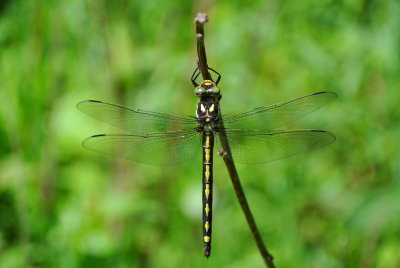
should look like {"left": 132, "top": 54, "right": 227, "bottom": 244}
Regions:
{"left": 194, "top": 13, "right": 212, "bottom": 81}
{"left": 193, "top": 12, "right": 275, "bottom": 268}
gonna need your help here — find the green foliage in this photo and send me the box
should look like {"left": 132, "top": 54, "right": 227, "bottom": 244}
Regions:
{"left": 1, "top": 0, "right": 399, "bottom": 267}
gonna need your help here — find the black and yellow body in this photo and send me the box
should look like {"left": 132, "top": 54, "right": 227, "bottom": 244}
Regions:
{"left": 78, "top": 71, "right": 337, "bottom": 258}
{"left": 194, "top": 80, "right": 221, "bottom": 257}
{"left": 201, "top": 131, "right": 214, "bottom": 257}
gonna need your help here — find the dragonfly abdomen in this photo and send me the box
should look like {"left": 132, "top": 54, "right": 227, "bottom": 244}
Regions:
{"left": 202, "top": 131, "right": 214, "bottom": 257}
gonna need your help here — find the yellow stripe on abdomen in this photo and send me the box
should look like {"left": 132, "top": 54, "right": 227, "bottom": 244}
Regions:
{"left": 205, "top": 184, "right": 210, "bottom": 200}
{"left": 205, "top": 135, "right": 210, "bottom": 148}
{"left": 205, "top": 165, "right": 210, "bottom": 182}
{"left": 205, "top": 221, "right": 210, "bottom": 232}
{"left": 204, "top": 149, "right": 211, "bottom": 163}
{"left": 205, "top": 203, "right": 210, "bottom": 216}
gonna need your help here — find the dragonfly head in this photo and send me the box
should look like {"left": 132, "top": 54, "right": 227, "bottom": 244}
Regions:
{"left": 194, "top": 80, "right": 221, "bottom": 98}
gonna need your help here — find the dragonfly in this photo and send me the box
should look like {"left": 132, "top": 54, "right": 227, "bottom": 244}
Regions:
{"left": 77, "top": 67, "right": 336, "bottom": 258}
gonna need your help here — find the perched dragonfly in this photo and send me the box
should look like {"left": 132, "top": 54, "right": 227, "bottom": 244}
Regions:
{"left": 77, "top": 67, "right": 336, "bottom": 258}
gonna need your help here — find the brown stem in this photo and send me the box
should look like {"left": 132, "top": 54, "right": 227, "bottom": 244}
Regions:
{"left": 194, "top": 13, "right": 212, "bottom": 81}
{"left": 193, "top": 12, "right": 275, "bottom": 268}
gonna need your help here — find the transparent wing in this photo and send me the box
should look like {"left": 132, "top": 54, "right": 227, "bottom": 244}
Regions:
{"left": 220, "top": 91, "right": 336, "bottom": 131}
{"left": 82, "top": 131, "right": 201, "bottom": 166}
{"left": 77, "top": 100, "right": 197, "bottom": 134}
{"left": 217, "top": 129, "right": 335, "bottom": 164}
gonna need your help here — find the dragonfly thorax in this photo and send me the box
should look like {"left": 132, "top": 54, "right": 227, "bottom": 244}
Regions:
{"left": 196, "top": 100, "right": 219, "bottom": 120}
{"left": 195, "top": 97, "right": 220, "bottom": 134}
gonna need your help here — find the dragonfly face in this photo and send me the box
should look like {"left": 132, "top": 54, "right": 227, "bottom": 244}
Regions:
{"left": 194, "top": 80, "right": 221, "bottom": 98}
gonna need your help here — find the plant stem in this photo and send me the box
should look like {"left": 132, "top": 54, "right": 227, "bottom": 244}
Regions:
{"left": 193, "top": 12, "right": 275, "bottom": 268}
{"left": 194, "top": 13, "right": 212, "bottom": 81}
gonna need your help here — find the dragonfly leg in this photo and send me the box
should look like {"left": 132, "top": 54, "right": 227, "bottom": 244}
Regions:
{"left": 191, "top": 66, "right": 222, "bottom": 86}
{"left": 208, "top": 67, "right": 221, "bottom": 85}
{"left": 191, "top": 67, "right": 200, "bottom": 87}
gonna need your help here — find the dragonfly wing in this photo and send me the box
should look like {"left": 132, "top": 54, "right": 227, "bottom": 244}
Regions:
{"left": 77, "top": 100, "right": 197, "bottom": 134}
{"left": 220, "top": 91, "right": 337, "bottom": 131}
{"left": 217, "top": 129, "right": 335, "bottom": 164}
{"left": 82, "top": 131, "right": 201, "bottom": 166}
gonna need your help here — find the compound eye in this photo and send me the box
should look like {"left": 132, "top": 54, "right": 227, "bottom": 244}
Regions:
{"left": 209, "top": 86, "right": 220, "bottom": 95}
{"left": 194, "top": 86, "right": 206, "bottom": 95}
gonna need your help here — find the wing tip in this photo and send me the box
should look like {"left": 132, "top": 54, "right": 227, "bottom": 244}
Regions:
{"left": 91, "top": 134, "right": 107, "bottom": 137}
{"left": 82, "top": 134, "right": 106, "bottom": 146}
{"left": 311, "top": 91, "right": 325, "bottom": 95}
{"left": 310, "top": 129, "right": 336, "bottom": 143}
{"left": 311, "top": 91, "right": 338, "bottom": 99}
{"left": 76, "top": 99, "right": 102, "bottom": 110}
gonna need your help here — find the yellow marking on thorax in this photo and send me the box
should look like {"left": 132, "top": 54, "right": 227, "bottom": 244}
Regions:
{"left": 204, "top": 236, "right": 211, "bottom": 242}
{"left": 209, "top": 104, "right": 215, "bottom": 112}
{"left": 205, "top": 203, "right": 210, "bottom": 216}
{"left": 205, "top": 221, "right": 210, "bottom": 232}
{"left": 200, "top": 104, "right": 206, "bottom": 112}
{"left": 205, "top": 184, "right": 210, "bottom": 200}
{"left": 205, "top": 165, "right": 210, "bottom": 182}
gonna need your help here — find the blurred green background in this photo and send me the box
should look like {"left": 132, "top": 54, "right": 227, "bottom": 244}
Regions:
{"left": 1, "top": 0, "right": 399, "bottom": 267}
